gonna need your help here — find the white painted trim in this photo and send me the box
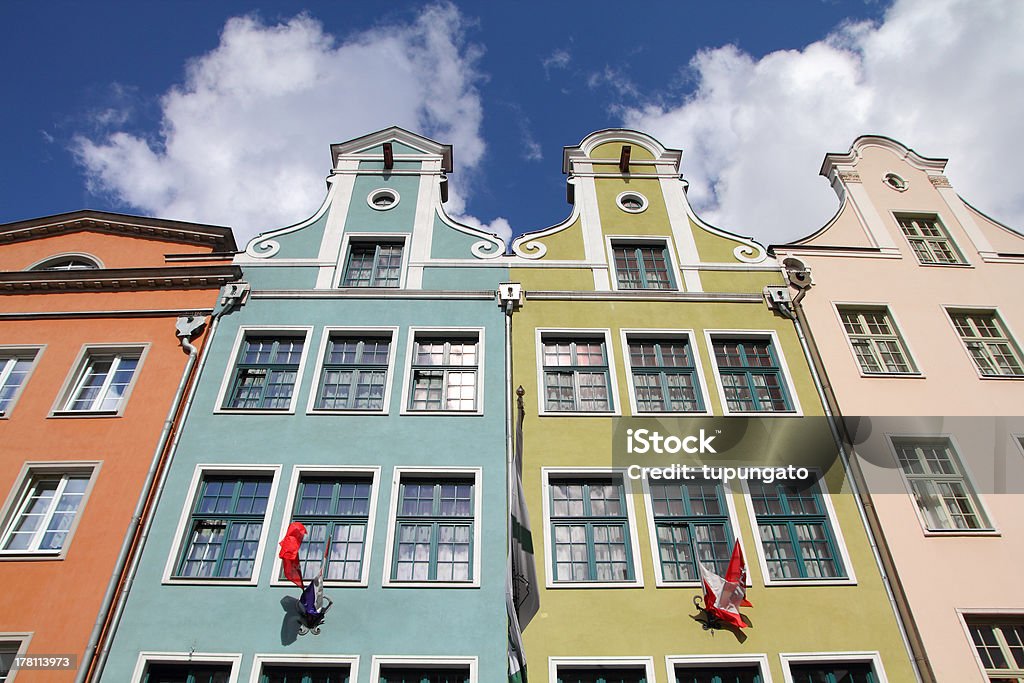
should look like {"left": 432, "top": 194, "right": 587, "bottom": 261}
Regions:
{"left": 305, "top": 326, "right": 400, "bottom": 415}
{"left": 0, "top": 632, "right": 33, "bottom": 683}
{"left": 161, "top": 464, "right": 282, "bottom": 586}
{"left": 548, "top": 656, "right": 656, "bottom": 682}
{"left": 618, "top": 328, "right": 714, "bottom": 417}
{"left": 48, "top": 343, "right": 150, "bottom": 418}
{"left": 398, "top": 327, "right": 486, "bottom": 416}
{"left": 940, "top": 305, "right": 1024, "bottom": 381}
{"left": 244, "top": 178, "right": 337, "bottom": 260}
{"left": 380, "top": 466, "right": 483, "bottom": 588}
{"left": 541, "top": 467, "right": 645, "bottom": 589}
{"left": 615, "top": 190, "right": 649, "bottom": 214}
{"left": 639, "top": 476, "right": 747, "bottom": 588}
{"left": 778, "top": 651, "right": 887, "bottom": 683}
{"left": 666, "top": 654, "right": 773, "bottom": 683}
{"left": 0, "top": 461, "right": 100, "bottom": 561}
{"left": 829, "top": 302, "right": 924, "bottom": 379}
{"left": 604, "top": 235, "right": 682, "bottom": 293}
{"left": 0, "top": 345, "right": 44, "bottom": 419}
{"left": 367, "top": 187, "right": 401, "bottom": 211}
{"left": 131, "top": 651, "right": 242, "bottom": 683}
{"left": 269, "top": 465, "right": 382, "bottom": 588}
{"left": 703, "top": 329, "right": 804, "bottom": 417}
{"left": 884, "top": 432, "right": 998, "bottom": 534}
{"left": 659, "top": 172, "right": 703, "bottom": 292}
{"left": 213, "top": 326, "right": 315, "bottom": 415}
{"left": 369, "top": 655, "right": 477, "bottom": 682}
{"left": 315, "top": 160, "right": 356, "bottom": 289}
{"left": 508, "top": 202, "right": 582, "bottom": 260}
{"left": 956, "top": 608, "right": 1024, "bottom": 683}
{"left": 249, "top": 653, "right": 360, "bottom": 683}
{"left": 738, "top": 473, "right": 857, "bottom": 587}
{"left": 535, "top": 328, "right": 621, "bottom": 417}
{"left": 333, "top": 232, "right": 410, "bottom": 290}
{"left": 24, "top": 252, "right": 104, "bottom": 271}
{"left": 408, "top": 157, "right": 441, "bottom": 288}
{"left": 891, "top": 211, "right": 970, "bottom": 266}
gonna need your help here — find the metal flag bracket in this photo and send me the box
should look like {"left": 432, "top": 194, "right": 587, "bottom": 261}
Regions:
{"left": 297, "top": 595, "right": 334, "bottom": 636}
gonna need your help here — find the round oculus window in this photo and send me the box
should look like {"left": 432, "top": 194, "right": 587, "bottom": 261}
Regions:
{"left": 367, "top": 188, "right": 400, "bottom": 210}
{"left": 883, "top": 173, "right": 908, "bottom": 192}
{"left": 616, "top": 191, "right": 648, "bottom": 213}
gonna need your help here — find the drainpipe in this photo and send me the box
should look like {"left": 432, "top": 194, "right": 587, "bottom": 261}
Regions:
{"left": 80, "top": 283, "right": 248, "bottom": 683}
{"left": 768, "top": 277, "right": 933, "bottom": 683}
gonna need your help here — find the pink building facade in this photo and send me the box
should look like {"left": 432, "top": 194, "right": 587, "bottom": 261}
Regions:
{"left": 774, "top": 136, "right": 1024, "bottom": 682}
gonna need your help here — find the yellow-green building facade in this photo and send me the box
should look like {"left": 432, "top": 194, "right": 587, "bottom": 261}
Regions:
{"left": 505, "top": 130, "right": 919, "bottom": 683}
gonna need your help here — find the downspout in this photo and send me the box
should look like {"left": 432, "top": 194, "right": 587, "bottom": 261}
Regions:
{"left": 81, "top": 284, "right": 247, "bottom": 683}
{"left": 773, "top": 280, "right": 933, "bottom": 683}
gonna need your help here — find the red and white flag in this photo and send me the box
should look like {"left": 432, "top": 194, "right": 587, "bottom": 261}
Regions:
{"left": 699, "top": 541, "right": 753, "bottom": 629}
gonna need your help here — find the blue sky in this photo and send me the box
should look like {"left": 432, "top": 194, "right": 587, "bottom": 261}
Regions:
{"left": 2, "top": 0, "right": 1022, "bottom": 248}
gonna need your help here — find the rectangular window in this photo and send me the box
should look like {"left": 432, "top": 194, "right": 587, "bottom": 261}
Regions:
{"left": 341, "top": 240, "right": 403, "bottom": 287}
{"left": 259, "top": 664, "right": 351, "bottom": 683}
{"left": 650, "top": 479, "right": 732, "bottom": 582}
{"left": 748, "top": 480, "right": 845, "bottom": 580}
{"left": 613, "top": 243, "right": 675, "bottom": 290}
{"left": 408, "top": 336, "right": 479, "bottom": 412}
{"left": 897, "top": 214, "right": 964, "bottom": 264}
{"left": 966, "top": 618, "right": 1024, "bottom": 681}
{"left": 0, "top": 639, "right": 28, "bottom": 683}
{"left": 628, "top": 338, "right": 704, "bottom": 412}
{"left": 391, "top": 478, "right": 474, "bottom": 582}
{"left": 550, "top": 478, "right": 634, "bottom": 583}
{"left": 949, "top": 311, "right": 1024, "bottom": 377}
{"left": 225, "top": 336, "right": 305, "bottom": 410}
{"left": 60, "top": 351, "right": 140, "bottom": 413}
{"left": 0, "top": 352, "right": 37, "bottom": 416}
{"left": 838, "top": 307, "right": 917, "bottom": 374}
{"left": 892, "top": 437, "right": 990, "bottom": 531}
{"left": 176, "top": 475, "right": 272, "bottom": 579}
{"left": 674, "top": 666, "right": 762, "bottom": 683}
{"left": 316, "top": 335, "right": 391, "bottom": 410}
{"left": 787, "top": 662, "right": 877, "bottom": 683}
{"left": 288, "top": 476, "right": 372, "bottom": 581}
{"left": 142, "top": 663, "right": 231, "bottom": 683}
{"left": 542, "top": 337, "right": 612, "bottom": 413}
{"left": 1, "top": 469, "right": 93, "bottom": 555}
{"left": 557, "top": 668, "right": 648, "bottom": 683}
{"left": 378, "top": 667, "right": 469, "bottom": 683}
{"left": 712, "top": 338, "right": 792, "bottom": 413}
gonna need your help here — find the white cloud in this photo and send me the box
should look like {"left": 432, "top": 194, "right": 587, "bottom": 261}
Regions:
{"left": 623, "top": 0, "right": 1024, "bottom": 244}
{"left": 74, "top": 5, "right": 508, "bottom": 248}
{"left": 542, "top": 48, "right": 571, "bottom": 79}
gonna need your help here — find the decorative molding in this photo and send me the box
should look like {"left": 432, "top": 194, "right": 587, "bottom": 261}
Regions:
{"left": 928, "top": 174, "right": 952, "bottom": 188}
{"left": 0, "top": 265, "right": 240, "bottom": 294}
{"left": 837, "top": 170, "right": 862, "bottom": 183}
{"left": 244, "top": 179, "right": 336, "bottom": 259}
{"left": 434, "top": 209, "right": 506, "bottom": 259}
{"left": 509, "top": 195, "right": 582, "bottom": 260}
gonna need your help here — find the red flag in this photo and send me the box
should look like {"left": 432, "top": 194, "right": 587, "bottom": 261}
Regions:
{"left": 699, "top": 541, "right": 752, "bottom": 629}
{"left": 278, "top": 522, "right": 307, "bottom": 588}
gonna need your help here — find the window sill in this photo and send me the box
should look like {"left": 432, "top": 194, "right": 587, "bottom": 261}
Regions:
{"left": 163, "top": 577, "right": 260, "bottom": 586}
{"left": 916, "top": 261, "right": 973, "bottom": 268}
{"left": 632, "top": 410, "right": 713, "bottom": 417}
{"left": 307, "top": 409, "right": 389, "bottom": 416}
{"left": 858, "top": 372, "right": 925, "bottom": 379}
{"left": 271, "top": 578, "right": 370, "bottom": 588}
{"left": 213, "top": 408, "right": 297, "bottom": 415}
{"left": 539, "top": 410, "right": 620, "bottom": 417}
{"left": 48, "top": 410, "right": 121, "bottom": 419}
{"left": 382, "top": 580, "right": 480, "bottom": 589}
{"left": 719, "top": 410, "right": 802, "bottom": 418}
{"left": 0, "top": 551, "right": 66, "bottom": 561}
{"left": 546, "top": 581, "right": 643, "bottom": 589}
{"left": 922, "top": 528, "right": 1000, "bottom": 537}
{"left": 399, "top": 409, "right": 484, "bottom": 417}
{"left": 762, "top": 577, "right": 856, "bottom": 587}
{"left": 975, "top": 374, "right": 1024, "bottom": 381}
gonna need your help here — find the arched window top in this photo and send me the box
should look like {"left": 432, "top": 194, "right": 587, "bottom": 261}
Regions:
{"left": 27, "top": 254, "right": 102, "bottom": 271}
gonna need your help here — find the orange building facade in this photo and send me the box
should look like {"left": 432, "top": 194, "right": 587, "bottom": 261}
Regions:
{"left": 0, "top": 211, "right": 238, "bottom": 681}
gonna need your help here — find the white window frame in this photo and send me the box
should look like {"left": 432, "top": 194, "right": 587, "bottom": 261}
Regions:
{"left": 399, "top": 327, "right": 485, "bottom": 416}
{"left": 0, "top": 346, "right": 43, "bottom": 419}
{"left": 26, "top": 252, "right": 103, "bottom": 271}
{"left": 541, "top": 467, "right": 644, "bottom": 589}
{"left": 250, "top": 654, "right": 360, "bottom": 683}
{"left": 831, "top": 303, "right": 922, "bottom": 378}
{"left": 270, "top": 465, "right": 381, "bottom": 588}
{"left": 0, "top": 632, "right": 33, "bottom": 683}
{"left": 942, "top": 307, "right": 1024, "bottom": 380}
{"left": 620, "top": 329, "right": 713, "bottom": 416}
{"left": 380, "top": 466, "right": 483, "bottom": 588}
{"left": 957, "top": 608, "right": 1024, "bottom": 683}
{"left": 549, "top": 656, "right": 656, "bottom": 683}
{"left": 739, "top": 474, "right": 857, "bottom": 586}
{"left": 605, "top": 235, "right": 681, "bottom": 292}
{"left": 667, "top": 654, "right": 773, "bottom": 683}
{"left": 536, "top": 329, "right": 621, "bottom": 417}
{"left": 215, "top": 326, "right": 314, "bottom": 415}
{"left": 0, "top": 461, "right": 100, "bottom": 560}
{"left": 305, "top": 327, "right": 399, "bottom": 414}
{"left": 779, "top": 651, "right": 887, "bottom": 683}
{"left": 50, "top": 344, "right": 148, "bottom": 417}
{"left": 704, "top": 330, "right": 803, "bottom": 416}
{"left": 894, "top": 213, "right": 968, "bottom": 266}
{"left": 334, "top": 233, "right": 410, "bottom": 289}
{"left": 162, "top": 464, "right": 282, "bottom": 586}
{"left": 885, "top": 433, "right": 997, "bottom": 535}
{"left": 640, "top": 477, "right": 746, "bottom": 588}
{"left": 370, "top": 655, "right": 477, "bottom": 683}
{"left": 131, "top": 652, "right": 242, "bottom": 683}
